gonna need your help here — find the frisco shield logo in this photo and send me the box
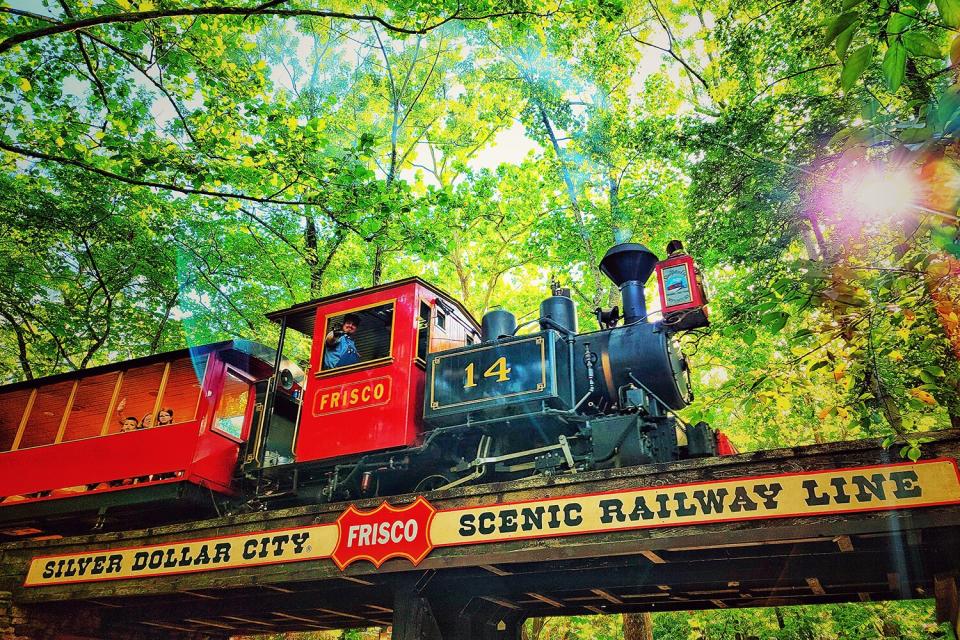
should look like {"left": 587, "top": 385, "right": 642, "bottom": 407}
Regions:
{"left": 331, "top": 496, "right": 436, "bottom": 570}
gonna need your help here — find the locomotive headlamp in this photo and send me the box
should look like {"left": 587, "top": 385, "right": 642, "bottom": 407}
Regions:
{"left": 654, "top": 240, "right": 710, "bottom": 331}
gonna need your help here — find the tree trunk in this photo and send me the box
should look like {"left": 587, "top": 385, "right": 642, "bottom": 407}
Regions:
{"left": 536, "top": 103, "right": 603, "bottom": 307}
{"left": 925, "top": 256, "right": 960, "bottom": 427}
{"left": 623, "top": 612, "right": 653, "bottom": 640}
{"left": 521, "top": 617, "right": 547, "bottom": 640}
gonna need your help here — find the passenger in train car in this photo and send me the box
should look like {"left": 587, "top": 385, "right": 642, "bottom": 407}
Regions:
{"left": 323, "top": 313, "right": 362, "bottom": 369}
{"left": 139, "top": 413, "right": 154, "bottom": 429}
{"left": 156, "top": 408, "right": 174, "bottom": 426}
{"left": 120, "top": 416, "right": 138, "bottom": 432}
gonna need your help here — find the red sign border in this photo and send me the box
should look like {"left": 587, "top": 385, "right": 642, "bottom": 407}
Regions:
{"left": 331, "top": 495, "right": 437, "bottom": 570}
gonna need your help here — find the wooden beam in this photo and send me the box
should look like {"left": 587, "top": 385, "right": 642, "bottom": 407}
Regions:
{"left": 316, "top": 607, "right": 365, "bottom": 621}
{"left": 481, "top": 596, "right": 521, "bottom": 610}
{"left": 180, "top": 590, "right": 219, "bottom": 599}
{"left": 480, "top": 564, "right": 511, "bottom": 576}
{"left": 688, "top": 589, "right": 739, "bottom": 596}
{"left": 366, "top": 604, "right": 394, "bottom": 613}
{"left": 591, "top": 589, "right": 622, "bottom": 604}
{"left": 887, "top": 572, "right": 909, "bottom": 598}
{"left": 340, "top": 576, "right": 375, "bottom": 586}
{"left": 222, "top": 616, "right": 273, "bottom": 627}
{"left": 150, "top": 361, "right": 172, "bottom": 425}
{"left": 54, "top": 380, "right": 79, "bottom": 444}
{"left": 640, "top": 550, "right": 666, "bottom": 564}
{"left": 183, "top": 618, "right": 235, "bottom": 630}
{"left": 100, "top": 371, "right": 124, "bottom": 435}
{"left": 10, "top": 388, "right": 36, "bottom": 451}
{"left": 585, "top": 606, "right": 606, "bottom": 615}
{"left": 85, "top": 600, "right": 122, "bottom": 608}
{"left": 141, "top": 621, "right": 197, "bottom": 633}
{"left": 934, "top": 573, "right": 959, "bottom": 637}
{"left": 834, "top": 535, "right": 854, "bottom": 552}
{"left": 526, "top": 592, "right": 563, "bottom": 608}
{"left": 806, "top": 578, "right": 826, "bottom": 596}
{"left": 710, "top": 599, "right": 728, "bottom": 609}
{"left": 272, "top": 612, "right": 323, "bottom": 624}
{"left": 669, "top": 536, "right": 828, "bottom": 552}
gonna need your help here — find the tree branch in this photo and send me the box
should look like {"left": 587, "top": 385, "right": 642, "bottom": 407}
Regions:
{"left": 1, "top": 139, "right": 329, "bottom": 208}
{"left": 0, "top": 5, "right": 555, "bottom": 55}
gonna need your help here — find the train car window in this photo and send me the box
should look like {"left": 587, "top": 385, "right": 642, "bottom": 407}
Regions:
{"left": 435, "top": 310, "right": 446, "bottom": 331}
{"left": 60, "top": 372, "right": 121, "bottom": 443}
{"left": 319, "top": 301, "right": 395, "bottom": 374}
{"left": 0, "top": 387, "right": 34, "bottom": 452}
{"left": 156, "top": 355, "right": 209, "bottom": 426}
{"left": 19, "top": 380, "right": 75, "bottom": 449}
{"left": 415, "top": 301, "right": 431, "bottom": 365}
{"left": 213, "top": 368, "right": 252, "bottom": 440}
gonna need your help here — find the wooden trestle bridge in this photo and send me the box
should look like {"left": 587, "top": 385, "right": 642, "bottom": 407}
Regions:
{"left": 2, "top": 430, "right": 960, "bottom": 640}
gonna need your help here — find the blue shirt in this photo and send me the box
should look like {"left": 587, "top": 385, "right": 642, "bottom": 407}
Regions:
{"left": 323, "top": 334, "right": 360, "bottom": 369}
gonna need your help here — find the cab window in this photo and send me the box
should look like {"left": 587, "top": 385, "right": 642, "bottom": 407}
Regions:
{"left": 213, "top": 368, "right": 252, "bottom": 440}
{"left": 320, "top": 301, "right": 395, "bottom": 374}
{"left": 415, "top": 301, "right": 431, "bottom": 365}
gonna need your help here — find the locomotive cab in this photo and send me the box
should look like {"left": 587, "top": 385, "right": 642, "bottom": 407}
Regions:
{"left": 249, "top": 279, "right": 480, "bottom": 485}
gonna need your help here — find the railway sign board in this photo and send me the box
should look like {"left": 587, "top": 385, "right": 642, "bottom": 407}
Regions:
{"left": 22, "top": 458, "right": 960, "bottom": 587}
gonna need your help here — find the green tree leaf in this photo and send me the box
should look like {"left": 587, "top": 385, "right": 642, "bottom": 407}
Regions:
{"left": 761, "top": 311, "right": 789, "bottom": 333}
{"left": 841, "top": 44, "right": 874, "bottom": 91}
{"left": 936, "top": 0, "right": 960, "bottom": 27}
{"left": 903, "top": 31, "right": 943, "bottom": 58}
{"left": 882, "top": 41, "right": 906, "bottom": 92}
{"left": 836, "top": 23, "right": 859, "bottom": 59}
{"left": 826, "top": 11, "right": 861, "bottom": 44}
{"left": 887, "top": 10, "right": 916, "bottom": 36}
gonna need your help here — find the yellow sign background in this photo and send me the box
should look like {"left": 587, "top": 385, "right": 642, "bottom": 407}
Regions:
{"left": 25, "top": 524, "right": 338, "bottom": 587}
{"left": 431, "top": 459, "right": 960, "bottom": 545}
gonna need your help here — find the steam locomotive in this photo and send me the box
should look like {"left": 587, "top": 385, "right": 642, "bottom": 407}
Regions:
{"left": 0, "top": 243, "right": 728, "bottom": 538}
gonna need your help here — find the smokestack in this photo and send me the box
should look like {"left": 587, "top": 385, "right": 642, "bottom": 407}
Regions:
{"left": 598, "top": 243, "right": 659, "bottom": 325}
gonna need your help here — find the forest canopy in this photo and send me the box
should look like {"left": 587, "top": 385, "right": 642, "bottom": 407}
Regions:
{"left": 2, "top": 0, "right": 960, "bottom": 458}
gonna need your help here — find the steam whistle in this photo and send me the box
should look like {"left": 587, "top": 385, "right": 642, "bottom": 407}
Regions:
{"left": 654, "top": 240, "right": 709, "bottom": 331}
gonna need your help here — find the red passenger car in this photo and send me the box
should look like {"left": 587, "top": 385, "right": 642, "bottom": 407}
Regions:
{"left": 0, "top": 341, "right": 277, "bottom": 536}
